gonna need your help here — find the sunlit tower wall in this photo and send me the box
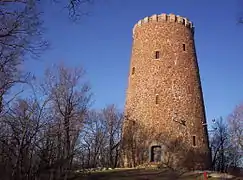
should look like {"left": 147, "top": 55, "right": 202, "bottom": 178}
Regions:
{"left": 122, "top": 13, "right": 211, "bottom": 170}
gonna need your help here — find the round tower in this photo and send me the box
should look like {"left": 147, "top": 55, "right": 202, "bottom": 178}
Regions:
{"left": 122, "top": 13, "right": 211, "bottom": 170}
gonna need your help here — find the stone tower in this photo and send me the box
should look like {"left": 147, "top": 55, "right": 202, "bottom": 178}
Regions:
{"left": 122, "top": 13, "right": 211, "bottom": 170}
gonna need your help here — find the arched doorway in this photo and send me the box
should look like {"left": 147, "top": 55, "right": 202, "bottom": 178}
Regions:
{"left": 150, "top": 145, "right": 162, "bottom": 162}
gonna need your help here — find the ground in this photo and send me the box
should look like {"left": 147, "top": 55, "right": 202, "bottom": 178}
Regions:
{"left": 76, "top": 168, "right": 243, "bottom": 180}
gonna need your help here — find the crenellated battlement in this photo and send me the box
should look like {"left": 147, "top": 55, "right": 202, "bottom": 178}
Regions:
{"left": 132, "top": 13, "right": 194, "bottom": 34}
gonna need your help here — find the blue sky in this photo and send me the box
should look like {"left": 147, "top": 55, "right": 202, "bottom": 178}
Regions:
{"left": 25, "top": 0, "right": 243, "bottom": 125}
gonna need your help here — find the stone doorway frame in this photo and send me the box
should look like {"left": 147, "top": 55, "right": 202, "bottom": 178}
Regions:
{"left": 149, "top": 145, "right": 162, "bottom": 162}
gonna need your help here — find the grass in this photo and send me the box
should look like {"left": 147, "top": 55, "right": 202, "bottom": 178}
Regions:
{"left": 76, "top": 168, "right": 239, "bottom": 180}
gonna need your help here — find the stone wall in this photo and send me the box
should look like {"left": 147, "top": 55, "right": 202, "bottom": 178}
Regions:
{"left": 122, "top": 13, "right": 211, "bottom": 170}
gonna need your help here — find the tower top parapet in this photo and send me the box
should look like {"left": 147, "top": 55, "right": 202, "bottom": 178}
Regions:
{"left": 133, "top": 13, "right": 194, "bottom": 35}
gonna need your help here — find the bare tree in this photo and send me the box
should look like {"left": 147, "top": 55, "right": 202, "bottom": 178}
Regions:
{"left": 62, "top": 0, "right": 95, "bottom": 20}
{"left": 80, "top": 110, "right": 107, "bottom": 168}
{"left": 0, "top": 1, "right": 109, "bottom": 178}
{"left": 0, "top": 95, "right": 49, "bottom": 180}
{"left": 227, "top": 103, "right": 243, "bottom": 167}
{"left": 1, "top": 0, "right": 96, "bottom": 20}
{"left": 0, "top": 0, "right": 48, "bottom": 115}
{"left": 210, "top": 117, "right": 228, "bottom": 172}
{"left": 78, "top": 105, "right": 123, "bottom": 169}
{"left": 121, "top": 115, "right": 151, "bottom": 168}
{"left": 40, "top": 63, "right": 92, "bottom": 179}
{"left": 0, "top": 62, "right": 92, "bottom": 180}
{"left": 0, "top": 0, "right": 97, "bottom": 115}
{"left": 102, "top": 105, "right": 123, "bottom": 168}
{"left": 209, "top": 117, "right": 242, "bottom": 172}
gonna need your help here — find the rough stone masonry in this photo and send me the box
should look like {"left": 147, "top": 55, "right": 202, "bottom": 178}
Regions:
{"left": 122, "top": 13, "right": 212, "bottom": 170}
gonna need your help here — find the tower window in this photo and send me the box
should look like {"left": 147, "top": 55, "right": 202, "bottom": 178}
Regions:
{"left": 192, "top": 135, "right": 196, "bottom": 146}
{"left": 132, "top": 120, "right": 135, "bottom": 126}
{"left": 155, "top": 51, "right": 160, "bottom": 59}
{"left": 131, "top": 67, "right": 135, "bottom": 75}
{"left": 155, "top": 94, "right": 159, "bottom": 105}
{"left": 183, "top": 44, "right": 186, "bottom": 51}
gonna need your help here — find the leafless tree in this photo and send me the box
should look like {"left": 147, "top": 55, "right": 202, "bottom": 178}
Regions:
{"left": 210, "top": 117, "right": 228, "bottom": 172}
{"left": 0, "top": 95, "right": 49, "bottom": 180}
{"left": 102, "top": 104, "right": 123, "bottom": 168}
{"left": 0, "top": 1, "right": 113, "bottom": 178}
{"left": 228, "top": 104, "right": 243, "bottom": 152}
{"left": 121, "top": 115, "right": 152, "bottom": 168}
{"left": 40, "top": 63, "right": 92, "bottom": 179}
{"left": 0, "top": 0, "right": 48, "bottom": 115}
{"left": 1, "top": 0, "right": 96, "bottom": 20}
{"left": 0, "top": 0, "right": 97, "bottom": 115}
{"left": 62, "top": 0, "right": 95, "bottom": 20}
{"left": 77, "top": 104, "right": 123, "bottom": 169}
{"left": 227, "top": 103, "right": 243, "bottom": 167}
{"left": 209, "top": 117, "right": 242, "bottom": 172}
{"left": 0, "top": 62, "right": 93, "bottom": 180}
{"left": 79, "top": 110, "right": 107, "bottom": 168}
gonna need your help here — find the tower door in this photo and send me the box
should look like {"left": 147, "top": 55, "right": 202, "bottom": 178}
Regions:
{"left": 150, "top": 145, "right": 162, "bottom": 162}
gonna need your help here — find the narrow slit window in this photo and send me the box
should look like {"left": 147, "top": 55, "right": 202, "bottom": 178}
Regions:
{"left": 192, "top": 135, "right": 196, "bottom": 146}
{"left": 132, "top": 120, "right": 135, "bottom": 126}
{"left": 132, "top": 67, "right": 135, "bottom": 75}
{"left": 155, "top": 94, "right": 159, "bottom": 105}
{"left": 155, "top": 51, "right": 160, "bottom": 59}
{"left": 183, "top": 44, "right": 186, "bottom": 51}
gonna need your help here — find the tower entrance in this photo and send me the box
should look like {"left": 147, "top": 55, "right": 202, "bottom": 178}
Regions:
{"left": 150, "top": 145, "right": 162, "bottom": 162}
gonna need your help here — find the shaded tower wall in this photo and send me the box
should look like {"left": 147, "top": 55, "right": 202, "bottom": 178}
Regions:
{"left": 122, "top": 13, "right": 211, "bottom": 170}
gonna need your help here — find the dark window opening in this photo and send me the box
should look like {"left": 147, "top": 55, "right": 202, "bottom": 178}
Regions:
{"left": 183, "top": 44, "right": 186, "bottom": 51}
{"left": 155, "top": 94, "right": 159, "bottom": 105}
{"left": 132, "top": 67, "right": 135, "bottom": 75}
{"left": 150, "top": 145, "right": 162, "bottom": 162}
{"left": 192, "top": 135, "right": 196, "bottom": 146}
{"left": 132, "top": 120, "right": 135, "bottom": 126}
{"left": 155, "top": 51, "right": 160, "bottom": 59}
